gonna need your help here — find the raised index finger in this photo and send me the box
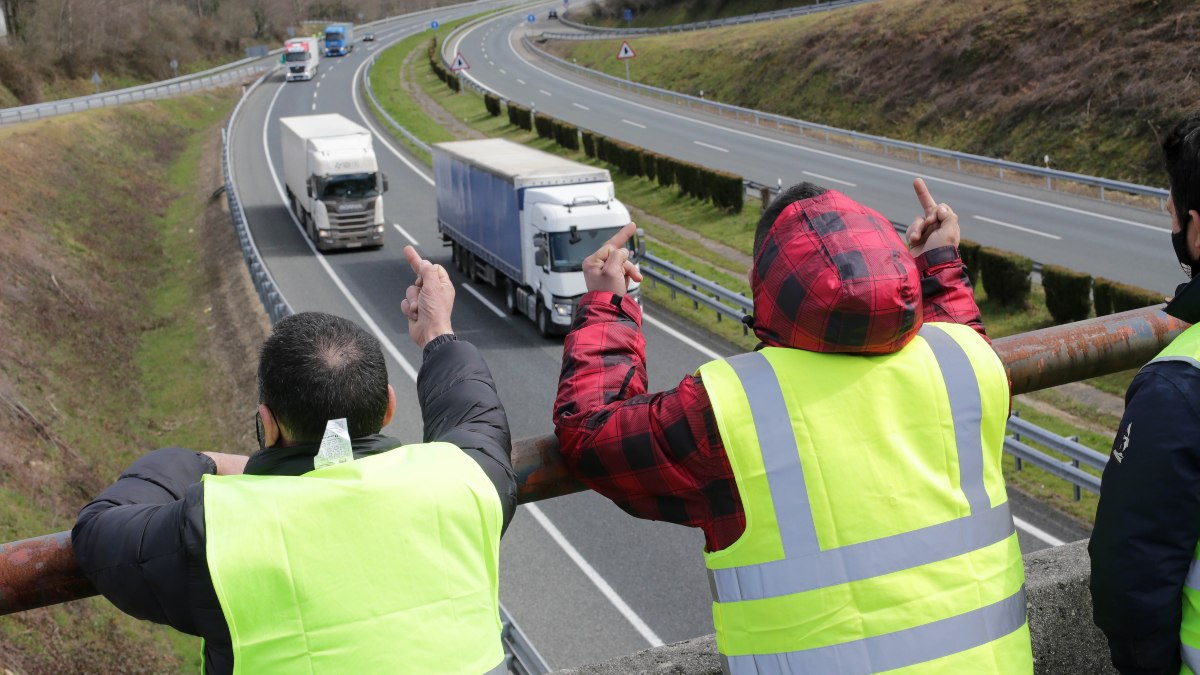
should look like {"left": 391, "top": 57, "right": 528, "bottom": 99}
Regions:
{"left": 403, "top": 245, "right": 424, "bottom": 275}
{"left": 912, "top": 178, "right": 937, "bottom": 214}
{"left": 602, "top": 222, "right": 638, "bottom": 250}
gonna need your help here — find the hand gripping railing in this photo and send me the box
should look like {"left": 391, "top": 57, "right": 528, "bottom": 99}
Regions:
{"left": 520, "top": 36, "right": 1169, "bottom": 207}
{"left": 0, "top": 305, "right": 1185, "bottom": 615}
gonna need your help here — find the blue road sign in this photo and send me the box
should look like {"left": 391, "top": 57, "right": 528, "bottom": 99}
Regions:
{"left": 623, "top": 8, "right": 633, "bottom": 21}
{"left": 527, "top": 13, "right": 536, "bottom": 22}
{"left": 431, "top": 20, "right": 439, "bottom": 29}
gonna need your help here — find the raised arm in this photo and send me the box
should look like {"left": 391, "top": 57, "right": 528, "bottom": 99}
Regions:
{"left": 906, "top": 177, "right": 987, "bottom": 340}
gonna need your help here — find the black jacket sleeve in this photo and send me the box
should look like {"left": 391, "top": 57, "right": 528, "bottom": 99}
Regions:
{"left": 417, "top": 335, "right": 517, "bottom": 533}
{"left": 71, "top": 447, "right": 217, "bottom": 635}
{"left": 1090, "top": 362, "right": 1200, "bottom": 674}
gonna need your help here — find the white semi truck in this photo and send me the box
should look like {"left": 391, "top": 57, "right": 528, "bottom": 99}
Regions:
{"left": 433, "top": 139, "right": 641, "bottom": 337}
{"left": 280, "top": 114, "right": 387, "bottom": 251}
{"left": 283, "top": 37, "right": 320, "bottom": 81}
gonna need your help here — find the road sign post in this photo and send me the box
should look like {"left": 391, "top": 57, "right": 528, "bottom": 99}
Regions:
{"left": 450, "top": 51, "right": 470, "bottom": 90}
{"left": 616, "top": 41, "right": 636, "bottom": 82}
{"left": 90, "top": 71, "right": 102, "bottom": 94}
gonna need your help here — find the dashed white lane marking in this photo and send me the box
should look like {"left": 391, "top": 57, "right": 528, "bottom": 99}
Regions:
{"left": 1013, "top": 516, "right": 1066, "bottom": 547}
{"left": 539, "top": 89, "right": 553, "bottom": 97}
{"left": 694, "top": 140, "right": 729, "bottom": 153}
{"left": 500, "top": 68, "right": 507, "bottom": 74}
{"left": 391, "top": 224, "right": 418, "bottom": 246}
{"left": 621, "top": 119, "right": 646, "bottom": 129}
{"left": 517, "top": 78, "right": 526, "bottom": 84}
{"left": 573, "top": 102, "right": 590, "bottom": 111}
{"left": 974, "top": 215, "right": 1063, "bottom": 240}
{"left": 803, "top": 171, "right": 856, "bottom": 188}
{"left": 461, "top": 283, "right": 506, "bottom": 318}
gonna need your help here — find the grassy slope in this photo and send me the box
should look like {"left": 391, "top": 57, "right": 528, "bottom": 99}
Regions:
{"left": 576, "top": 0, "right": 826, "bottom": 28}
{"left": 0, "top": 91, "right": 251, "bottom": 672}
{"left": 548, "top": 0, "right": 1200, "bottom": 188}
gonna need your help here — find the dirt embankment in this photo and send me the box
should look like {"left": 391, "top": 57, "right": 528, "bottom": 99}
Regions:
{"left": 0, "top": 92, "right": 268, "bottom": 672}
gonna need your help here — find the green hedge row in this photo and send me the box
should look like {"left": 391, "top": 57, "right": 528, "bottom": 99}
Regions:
{"left": 1094, "top": 278, "right": 1164, "bottom": 316}
{"left": 494, "top": 100, "right": 744, "bottom": 213}
{"left": 427, "top": 38, "right": 459, "bottom": 92}
{"left": 960, "top": 243, "right": 1163, "bottom": 323}
{"left": 484, "top": 93, "right": 502, "bottom": 117}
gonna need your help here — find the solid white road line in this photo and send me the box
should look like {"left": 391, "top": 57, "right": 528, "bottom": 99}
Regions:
{"left": 622, "top": 119, "right": 646, "bottom": 129}
{"left": 1013, "top": 516, "right": 1067, "bottom": 547}
{"left": 391, "top": 224, "right": 419, "bottom": 246}
{"left": 502, "top": 36, "right": 1164, "bottom": 234}
{"left": 803, "top": 170, "right": 856, "bottom": 188}
{"left": 974, "top": 215, "right": 1063, "bottom": 240}
{"left": 461, "top": 283, "right": 507, "bottom": 319}
{"left": 525, "top": 504, "right": 664, "bottom": 647}
{"left": 694, "top": 140, "right": 729, "bottom": 153}
{"left": 642, "top": 312, "right": 723, "bottom": 361}
{"left": 573, "top": 102, "right": 590, "bottom": 111}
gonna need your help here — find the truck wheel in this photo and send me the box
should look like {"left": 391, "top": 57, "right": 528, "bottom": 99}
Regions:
{"left": 536, "top": 297, "right": 551, "bottom": 338}
{"left": 504, "top": 280, "right": 518, "bottom": 315}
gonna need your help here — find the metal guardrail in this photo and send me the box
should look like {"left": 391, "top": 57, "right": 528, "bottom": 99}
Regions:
{"left": 521, "top": 37, "right": 1169, "bottom": 207}
{"left": 0, "top": 58, "right": 276, "bottom": 127}
{"left": 549, "top": 0, "right": 877, "bottom": 39}
{"left": 500, "top": 603, "right": 551, "bottom": 675}
{"left": 223, "top": 73, "right": 293, "bottom": 324}
{"left": 640, "top": 250, "right": 1115, "bottom": 497}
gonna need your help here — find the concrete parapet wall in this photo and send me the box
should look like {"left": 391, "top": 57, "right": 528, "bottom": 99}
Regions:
{"left": 554, "top": 539, "right": 1116, "bottom": 675}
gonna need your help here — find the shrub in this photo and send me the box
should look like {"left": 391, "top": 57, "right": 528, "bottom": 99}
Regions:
{"left": 483, "top": 93, "right": 501, "bottom": 117}
{"left": 958, "top": 240, "right": 982, "bottom": 287}
{"left": 595, "top": 135, "right": 609, "bottom": 162}
{"left": 1095, "top": 277, "right": 1165, "bottom": 314}
{"left": 1042, "top": 265, "right": 1092, "bottom": 324}
{"left": 534, "top": 113, "right": 554, "bottom": 139}
{"left": 582, "top": 131, "right": 596, "bottom": 158}
{"left": 710, "top": 170, "right": 744, "bottom": 213}
{"left": 656, "top": 155, "right": 675, "bottom": 188}
{"left": 642, "top": 152, "right": 658, "bottom": 182}
{"left": 447, "top": 74, "right": 461, "bottom": 92}
{"left": 978, "top": 247, "right": 1033, "bottom": 307}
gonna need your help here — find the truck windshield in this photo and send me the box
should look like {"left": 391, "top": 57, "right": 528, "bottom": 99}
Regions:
{"left": 285, "top": 52, "right": 310, "bottom": 62}
{"left": 325, "top": 32, "right": 342, "bottom": 42}
{"left": 318, "top": 173, "right": 379, "bottom": 200}
{"left": 548, "top": 226, "right": 631, "bottom": 272}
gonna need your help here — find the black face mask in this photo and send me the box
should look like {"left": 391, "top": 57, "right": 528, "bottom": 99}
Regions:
{"left": 1173, "top": 227, "right": 1198, "bottom": 278}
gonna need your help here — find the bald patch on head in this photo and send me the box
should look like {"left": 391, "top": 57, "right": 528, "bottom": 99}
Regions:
{"left": 316, "top": 337, "right": 362, "bottom": 372}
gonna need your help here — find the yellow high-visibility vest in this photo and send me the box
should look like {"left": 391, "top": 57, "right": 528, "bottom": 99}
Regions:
{"left": 203, "top": 442, "right": 506, "bottom": 674}
{"left": 698, "top": 322, "right": 1032, "bottom": 674}
{"left": 1147, "top": 323, "right": 1200, "bottom": 674}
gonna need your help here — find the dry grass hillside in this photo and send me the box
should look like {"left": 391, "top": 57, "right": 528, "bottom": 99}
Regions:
{"left": 0, "top": 91, "right": 269, "bottom": 672}
{"left": 550, "top": 0, "right": 1200, "bottom": 187}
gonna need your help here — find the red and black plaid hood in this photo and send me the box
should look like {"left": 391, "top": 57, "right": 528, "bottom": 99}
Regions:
{"left": 751, "top": 190, "right": 921, "bottom": 354}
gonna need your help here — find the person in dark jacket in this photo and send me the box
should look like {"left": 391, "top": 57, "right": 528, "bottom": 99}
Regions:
{"left": 1091, "top": 114, "right": 1200, "bottom": 674}
{"left": 72, "top": 245, "right": 516, "bottom": 674}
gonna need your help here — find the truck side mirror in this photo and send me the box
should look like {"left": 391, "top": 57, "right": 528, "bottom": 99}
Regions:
{"left": 381, "top": 173, "right": 389, "bottom": 194}
{"left": 534, "top": 249, "right": 546, "bottom": 267}
{"left": 633, "top": 228, "right": 646, "bottom": 260}
{"left": 306, "top": 181, "right": 313, "bottom": 198}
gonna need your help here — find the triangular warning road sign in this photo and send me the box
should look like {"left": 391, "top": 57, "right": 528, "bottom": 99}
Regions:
{"left": 450, "top": 52, "right": 470, "bottom": 72}
{"left": 617, "top": 41, "right": 636, "bottom": 60}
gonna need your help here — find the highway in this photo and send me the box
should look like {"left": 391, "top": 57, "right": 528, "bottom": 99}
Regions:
{"left": 228, "top": 3, "right": 1095, "bottom": 669}
{"left": 454, "top": 9, "right": 1182, "bottom": 295}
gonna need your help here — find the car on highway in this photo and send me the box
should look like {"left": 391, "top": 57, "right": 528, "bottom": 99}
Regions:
{"left": 363, "top": 32, "right": 376, "bottom": 41}
{"left": 548, "top": 10, "right": 558, "bottom": 19}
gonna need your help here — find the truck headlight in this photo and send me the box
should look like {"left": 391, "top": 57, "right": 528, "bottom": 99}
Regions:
{"left": 552, "top": 300, "right": 574, "bottom": 319}
{"left": 375, "top": 225, "right": 384, "bottom": 234}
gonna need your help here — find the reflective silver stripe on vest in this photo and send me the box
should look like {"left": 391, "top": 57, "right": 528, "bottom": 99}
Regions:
{"left": 709, "top": 325, "right": 1012, "bottom": 603}
{"left": 483, "top": 659, "right": 508, "bottom": 675}
{"left": 1187, "top": 557, "right": 1200, "bottom": 591}
{"left": 1153, "top": 355, "right": 1200, "bottom": 371}
{"left": 722, "top": 588, "right": 1027, "bottom": 675}
{"left": 1184, "top": 642, "right": 1200, "bottom": 674}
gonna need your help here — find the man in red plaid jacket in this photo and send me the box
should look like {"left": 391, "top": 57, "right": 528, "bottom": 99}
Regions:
{"left": 553, "top": 179, "right": 988, "bottom": 553}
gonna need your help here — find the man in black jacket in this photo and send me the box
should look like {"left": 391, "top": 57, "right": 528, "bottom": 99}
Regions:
{"left": 1091, "top": 114, "right": 1200, "bottom": 674}
{"left": 72, "top": 246, "right": 516, "bottom": 673}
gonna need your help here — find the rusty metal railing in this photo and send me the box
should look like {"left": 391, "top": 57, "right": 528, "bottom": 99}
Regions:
{"left": 0, "top": 305, "right": 1187, "bottom": 616}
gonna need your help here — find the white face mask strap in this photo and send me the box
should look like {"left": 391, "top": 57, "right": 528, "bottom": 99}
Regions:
{"left": 314, "top": 418, "right": 353, "bottom": 470}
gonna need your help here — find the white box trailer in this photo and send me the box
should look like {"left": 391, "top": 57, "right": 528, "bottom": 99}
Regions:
{"left": 283, "top": 37, "right": 319, "bottom": 81}
{"left": 434, "top": 139, "right": 641, "bottom": 337}
{"left": 280, "top": 114, "right": 387, "bottom": 251}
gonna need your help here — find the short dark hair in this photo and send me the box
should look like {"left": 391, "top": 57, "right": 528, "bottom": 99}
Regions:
{"left": 1164, "top": 114, "right": 1200, "bottom": 231}
{"left": 257, "top": 312, "right": 390, "bottom": 444}
{"left": 753, "top": 182, "right": 829, "bottom": 262}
